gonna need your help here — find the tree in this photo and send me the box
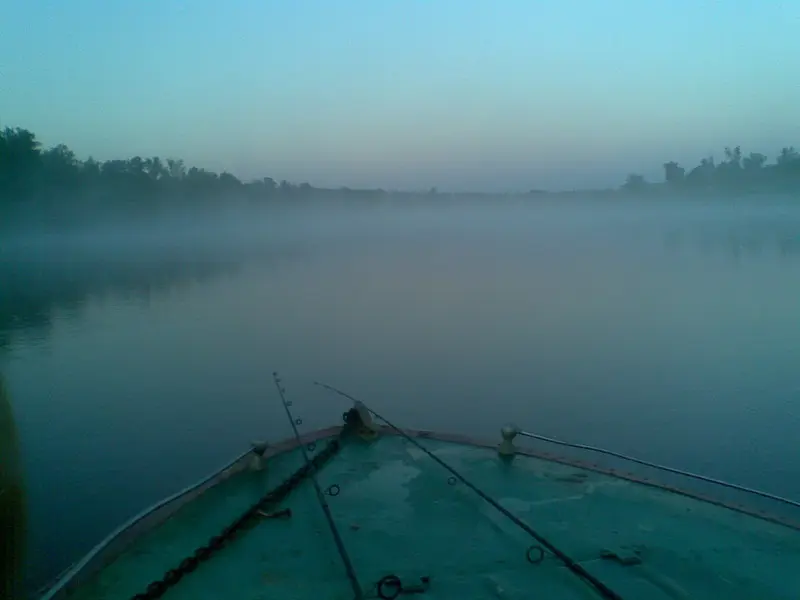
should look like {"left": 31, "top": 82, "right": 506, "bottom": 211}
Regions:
{"left": 0, "top": 127, "right": 42, "bottom": 194}
{"left": 298, "top": 182, "right": 313, "bottom": 196}
{"left": 686, "top": 156, "right": 715, "bottom": 187}
{"left": 166, "top": 158, "right": 186, "bottom": 180}
{"left": 622, "top": 173, "right": 646, "bottom": 191}
{"left": 0, "top": 122, "right": 334, "bottom": 213}
{"left": 4, "top": 119, "right": 800, "bottom": 223}
{"left": 1, "top": 127, "right": 40, "bottom": 161}
{"left": 777, "top": 146, "right": 799, "bottom": 166}
{"left": 101, "top": 159, "right": 128, "bottom": 179}
{"left": 144, "top": 157, "right": 165, "bottom": 181}
{"left": 714, "top": 146, "right": 743, "bottom": 185}
{"left": 279, "top": 180, "right": 294, "bottom": 196}
{"left": 128, "top": 156, "right": 145, "bottom": 175}
{"left": 41, "top": 144, "right": 80, "bottom": 186}
{"left": 743, "top": 153, "right": 767, "bottom": 171}
{"left": 723, "top": 146, "right": 742, "bottom": 168}
{"left": 218, "top": 172, "right": 242, "bottom": 189}
{"left": 185, "top": 167, "right": 219, "bottom": 193}
{"left": 663, "top": 161, "right": 685, "bottom": 184}
{"left": 82, "top": 157, "right": 101, "bottom": 180}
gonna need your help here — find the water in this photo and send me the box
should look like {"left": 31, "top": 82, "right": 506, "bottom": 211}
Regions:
{"left": 3, "top": 198, "right": 800, "bottom": 592}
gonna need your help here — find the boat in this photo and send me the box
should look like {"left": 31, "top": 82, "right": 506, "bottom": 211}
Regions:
{"left": 38, "top": 377, "right": 800, "bottom": 600}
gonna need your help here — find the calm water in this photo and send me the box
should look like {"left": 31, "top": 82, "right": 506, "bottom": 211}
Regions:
{"left": 3, "top": 198, "right": 800, "bottom": 591}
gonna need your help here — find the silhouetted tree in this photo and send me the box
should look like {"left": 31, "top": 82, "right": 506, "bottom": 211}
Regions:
{"left": 166, "top": 158, "right": 186, "bottom": 180}
{"left": 724, "top": 146, "right": 742, "bottom": 168}
{"left": 144, "top": 157, "right": 165, "bottom": 181}
{"left": 743, "top": 152, "right": 767, "bottom": 171}
{"left": 777, "top": 146, "right": 799, "bottom": 166}
{"left": 663, "top": 161, "right": 685, "bottom": 184}
{"left": 278, "top": 180, "right": 294, "bottom": 197}
{"left": 219, "top": 172, "right": 242, "bottom": 188}
{"left": 41, "top": 144, "right": 80, "bottom": 187}
{"left": 714, "top": 146, "right": 743, "bottom": 187}
{"left": 622, "top": 173, "right": 647, "bottom": 191}
{"left": 656, "top": 142, "right": 800, "bottom": 194}
{"left": 82, "top": 157, "right": 101, "bottom": 181}
{"left": 0, "top": 127, "right": 41, "bottom": 196}
{"left": 4, "top": 122, "right": 800, "bottom": 221}
{"left": 685, "top": 156, "right": 716, "bottom": 188}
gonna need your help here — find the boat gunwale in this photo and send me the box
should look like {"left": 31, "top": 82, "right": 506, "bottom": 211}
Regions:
{"left": 394, "top": 428, "right": 800, "bottom": 532}
{"left": 39, "top": 424, "right": 800, "bottom": 599}
{"left": 38, "top": 426, "right": 343, "bottom": 600}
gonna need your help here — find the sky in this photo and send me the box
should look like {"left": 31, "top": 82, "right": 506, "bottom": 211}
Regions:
{"left": 2, "top": 1, "right": 800, "bottom": 192}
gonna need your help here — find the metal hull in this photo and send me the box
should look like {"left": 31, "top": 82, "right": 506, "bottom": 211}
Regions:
{"left": 40, "top": 426, "right": 800, "bottom": 600}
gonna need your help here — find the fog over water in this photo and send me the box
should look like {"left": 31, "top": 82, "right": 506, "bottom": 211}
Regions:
{"left": 2, "top": 195, "right": 800, "bottom": 590}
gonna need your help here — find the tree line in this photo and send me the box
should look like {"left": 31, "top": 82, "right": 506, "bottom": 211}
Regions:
{"left": 0, "top": 125, "right": 324, "bottom": 206}
{"left": 3, "top": 125, "right": 800, "bottom": 211}
{"left": 623, "top": 145, "right": 800, "bottom": 193}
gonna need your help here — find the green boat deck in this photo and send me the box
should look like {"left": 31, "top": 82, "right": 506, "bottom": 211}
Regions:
{"left": 58, "top": 430, "right": 800, "bottom": 600}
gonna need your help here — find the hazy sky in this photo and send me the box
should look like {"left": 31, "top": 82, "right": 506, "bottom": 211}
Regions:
{"left": 3, "top": 1, "right": 799, "bottom": 191}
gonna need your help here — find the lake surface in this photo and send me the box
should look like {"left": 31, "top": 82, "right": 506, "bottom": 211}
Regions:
{"left": 3, "top": 198, "right": 800, "bottom": 592}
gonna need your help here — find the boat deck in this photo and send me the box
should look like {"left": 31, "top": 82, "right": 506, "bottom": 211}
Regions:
{"left": 64, "top": 430, "right": 800, "bottom": 600}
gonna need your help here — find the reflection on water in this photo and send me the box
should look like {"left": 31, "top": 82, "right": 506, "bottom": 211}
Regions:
{"left": 664, "top": 212, "right": 800, "bottom": 261}
{"left": 2, "top": 198, "right": 800, "bottom": 593}
{"left": 0, "top": 257, "right": 240, "bottom": 351}
{"left": 3, "top": 201, "right": 800, "bottom": 353}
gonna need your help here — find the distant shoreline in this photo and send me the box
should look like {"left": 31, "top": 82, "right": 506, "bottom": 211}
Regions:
{"left": 2, "top": 126, "right": 798, "bottom": 230}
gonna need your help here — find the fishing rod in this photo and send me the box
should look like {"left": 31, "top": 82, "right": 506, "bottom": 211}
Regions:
{"left": 314, "top": 381, "right": 624, "bottom": 600}
{"left": 273, "top": 373, "right": 364, "bottom": 600}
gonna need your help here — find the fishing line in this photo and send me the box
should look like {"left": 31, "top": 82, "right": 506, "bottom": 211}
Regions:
{"left": 273, "top": 373, "right": 364, "bottom": 600}
{"left": 314, "top": 381, "right": 624, "bottom": 600}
